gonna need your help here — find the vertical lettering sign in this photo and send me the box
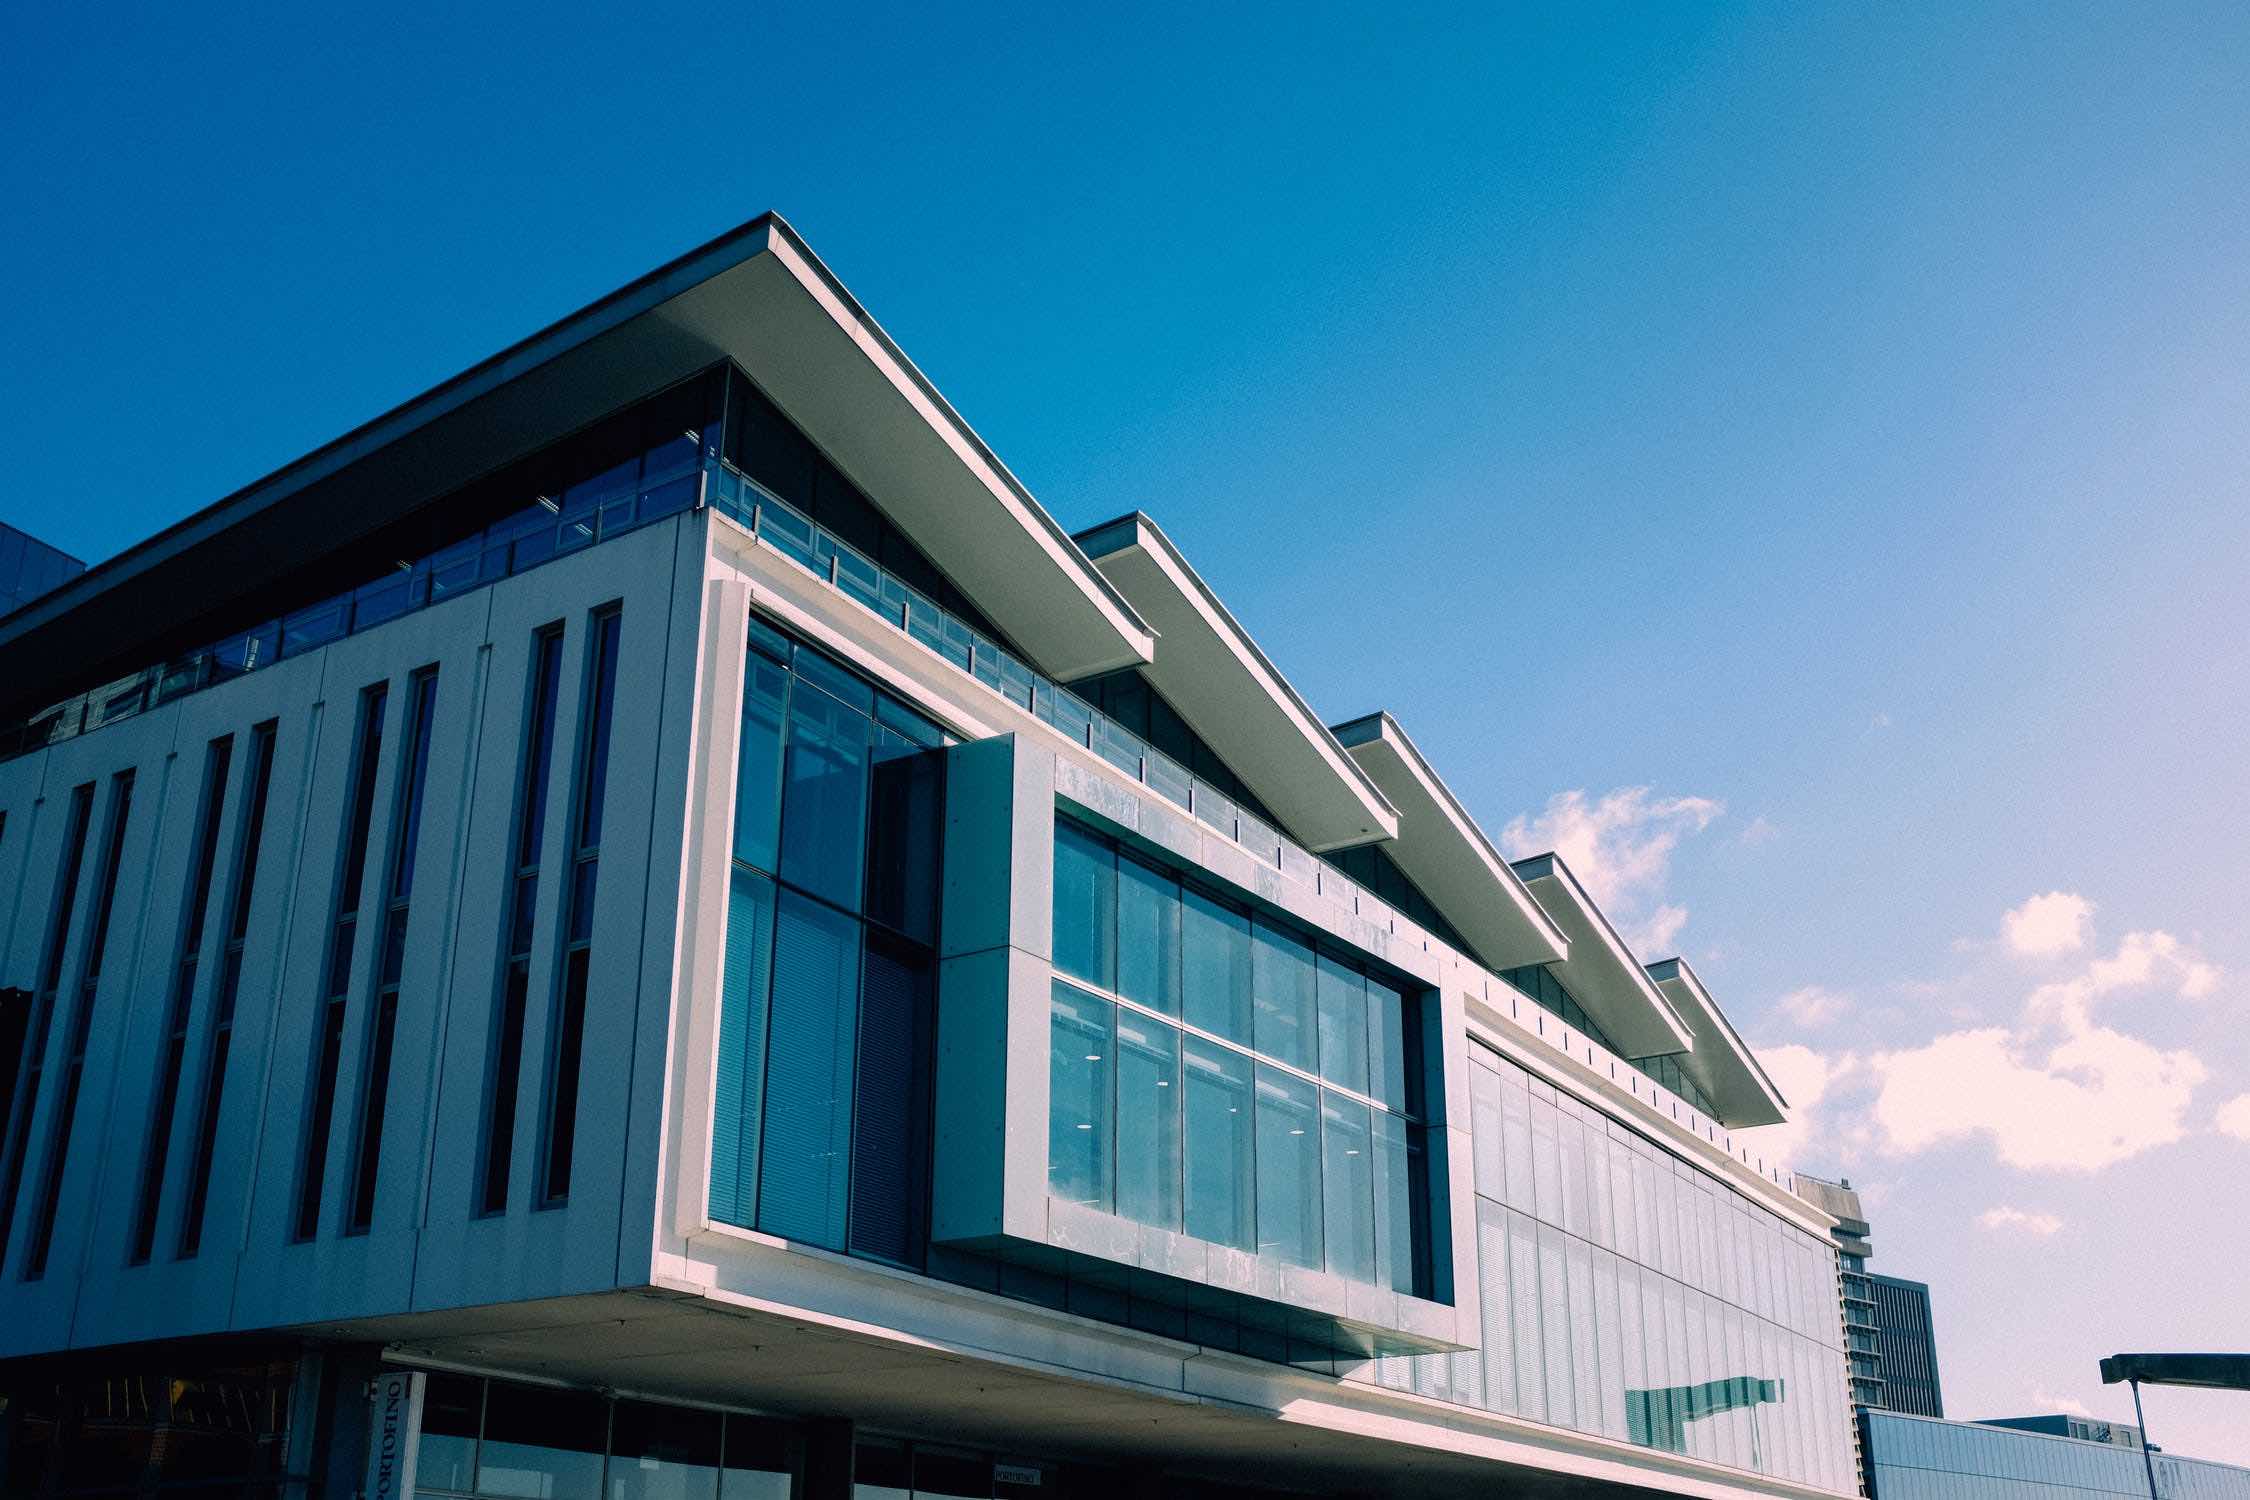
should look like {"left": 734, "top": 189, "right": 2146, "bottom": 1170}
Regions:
{"left": 364, "top": 1370, "right": 426, "bottom": 1500}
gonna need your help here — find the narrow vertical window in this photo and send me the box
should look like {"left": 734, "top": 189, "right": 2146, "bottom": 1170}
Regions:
{"left": 478, "top": 625, "right": 565, "bottom": 1215}
{"left": 344, "top": 666, "right": 440, "bottom": 1233}
{"left": 25, "top": 768, "right": 136, "bottom": 1278}
{"left": 538, "top": 606, "right": 621, "bottom": 1205}
{"left": 129, "top": 736, "right": 233, "bottom": 1264}
{"left": 295, "top": 683, "right": 388, "bottom": 1241}
{"left": 0, "top": 784, "right": 95, "bottom": 1261}
{"left": 179, "top": 720, "right": 278, "bottom": 1256}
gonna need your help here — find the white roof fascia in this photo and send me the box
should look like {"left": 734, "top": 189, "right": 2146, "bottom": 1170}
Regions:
{"left": 1331, "top": 712, "right": 1567, "bottom": 970}
{"left": 1645, "top": 957, "right": 1791, "bottom": 1128}
{"left": 1508, "top": 853, "right": 1697, "bottom": 1058}
{"left": 1075, "top": 512, "right": 1399, "bottom": 852}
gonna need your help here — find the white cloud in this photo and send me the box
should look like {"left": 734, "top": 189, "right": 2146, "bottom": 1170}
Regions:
{"left": 2216, "top": 1093, "right": 2250, "bottom": 1142}
{"left": 1978, "top": 1205, "right": 2063, "bottom": 1235}
{"left": 1738, "top": 815, "right": 1779, "bottom": 847}
{"left": 2002, "top": 891, "right": 2094, "bottom": 958}
{"left": 1734, "top": 1043, "right": 1860, "bottom": 1170}
{"left": 1870, "top": 928, "right": 2216, "bottom": 1172}
{"left": 2033, "top": 1388, "right": 2096, "bottom": 1420}
{"left": 1870, "top": 712, "right": 1893, "bottom": 729}
{"left": 1775, "top": 985, "right": 1848, "bottom": 1029}
{"left": 1502, "top": 786, "right": 1720, "bottom": 956}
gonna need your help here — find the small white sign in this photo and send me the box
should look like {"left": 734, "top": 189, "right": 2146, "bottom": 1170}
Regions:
{"left": 364, "top": 1370, "right": 426, "bottom": 1500}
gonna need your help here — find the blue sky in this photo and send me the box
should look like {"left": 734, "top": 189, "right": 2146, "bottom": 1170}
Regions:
{"left": 5, "top": 0, "right": 2248, "bottom": 1462}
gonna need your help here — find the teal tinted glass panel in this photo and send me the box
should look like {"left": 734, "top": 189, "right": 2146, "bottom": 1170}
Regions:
{"left": 755, "top": 892, "right": 859, "bottom": 1248}
{"left": 1315, "top": 953, "right": 1369, "bottom": 1095}
{"left": 1320, "top": 1091, "right": 1375, "bottom": 1284}
{"left": 865, "top": 735, "right": 942, "bottom": 945}
{"left": 1254, "top": 1064, "right": 1321, "bottom": 1269}
{"left": 1366, "top": 976, "right": 1410, "bottom": 1111}
{"left": 710, "top": 869, "right": 777, "bottom": 1227}
{"left": 777, "top": 679, "right": 872, "bottom": 910}
{"left": 1371, "top": 1110, "right": 1420, "bottom": 1298}
{"left": 1114, "top": 1006, "right": 1181, "bottom": 1229}
{"left": 1051, "top": 823, "right": 1115, "bottom": 990}
{"left": 1116, "top": 853, "right": 1181, "bottom": 1016}
{"left": 1048, "top": 982, "right": 1112, "bottom": 1209}
{"left": 1250, "top": 919, "right": 1316, "bottom": 1070}
{"left": 1182, "top": 888, "right": 1251, "bottom": 1044}
{"left": 1182, "top": 1035, "right": 1254, "bottom": 1251}
{"left": 740, "top": 673, "right": 795, "bottom": 885}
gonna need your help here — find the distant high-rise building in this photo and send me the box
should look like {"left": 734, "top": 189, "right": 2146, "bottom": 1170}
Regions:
{"left": 0, "top": 522, "right": 83, "bottom": 618}
{"left": 1869, "top": 1275, "right": 1943, "bottom": 1417}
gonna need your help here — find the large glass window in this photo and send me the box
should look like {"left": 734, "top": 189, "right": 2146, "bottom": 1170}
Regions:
{"left": 1399, "top": 1037, "right": 1855, "bottom": 1493}
{"left": 1048, "top": 819, "right": 1433, "bottom": 1297}
{"left": 410, "top": 1374, "right": 799, "bottom": 1500}
{"left": 1182, "top": 1036, "right": 1254, "bottom": 1252}
{"left": 708, "top": 622, "right": 948, "bottom": 1264}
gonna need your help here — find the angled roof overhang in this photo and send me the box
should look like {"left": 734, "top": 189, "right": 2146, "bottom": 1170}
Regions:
{"left": 1074, "top": 512, "right": 1397, "bottom": 852}
{"left": 1508, "top": 854, "right": 1697, "bottom": 1059}
{"left": 0, "top": 214, "right": 1154, "bottom": 712}
{"left": 1329, "top": 712, "right": 1566, "bottom": 970}
{"left": 1646, "top": 957, "right": 1790, "bottom": 1128}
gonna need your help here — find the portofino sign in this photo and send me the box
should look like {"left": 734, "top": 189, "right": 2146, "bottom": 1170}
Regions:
{"left": 364, "top": 1370, "right": 427, "bottom": 1500}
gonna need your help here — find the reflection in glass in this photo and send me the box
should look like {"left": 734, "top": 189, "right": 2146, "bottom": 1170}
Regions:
{"left": 1114, "top": 1008, "right": 1181, "bottom": 1229}
{"left": 1250, "top": 920, "right": 1316, "bottom": 1070}
{"left": 606, "top": 1400, "right": 720, "bottom": 1500}
{"left": 1182, "top": 1037, "right": 1254, "bottom": 1251}
{"left": 476, "top": 1382, "right": 606, "bottom": 1498}
{"left": 1182, "top": 889, "right": 1251, "bottom": 1044}
{"left": 1320, "top": 1092, "right": 1374, "bottom": 1283}
{"left": 777, "top": 679, "right": 871, "bottom": 912}
{"left": 1048, "top": 983, "right": 1113, "bottom": 1209}
{"left": 1315, "top": 953, "right": 1369, "bottom": 1094}
{"left": 1117, "top": 854, "right": 1180, "bottom": 1015}
{"left": 1051, "top": 823, "right": 1115, "bottom": 990}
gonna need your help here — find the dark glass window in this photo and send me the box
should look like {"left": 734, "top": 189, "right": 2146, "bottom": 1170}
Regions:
{"left": 345, "top": 665, "right": 440, "bottom": 1232}
{"left": 1050, "top": 823, "right": 1115, "bottom": 991}
{"left": 0, "top": 782, "right": 94, "bottom": 1262}
{"left": 1068, "top": 668, "right": 1280, "bottom": 829}
{"left": 479, "top": 626, "right": 566, "bottom": 1215}
{"left": 707, "top": 619, "right": 949, "bottom": 1269}
{"left": 130, "top": 735, "right": 233, "bottom": 1263}
{"left": 296, "top": 682, "right": 388, "bottom": 1241}
{"left": 25, "top": 768, "right": 135, "bottom": 1277}
{"left": 1321, "top": 841, "right": 1474, "bottom": 955}
{"left": 179, "top": 720, "right": 278, "bottom": 1256}
{"left": 540, "top": 607, "right": 622, "bottom": 1206}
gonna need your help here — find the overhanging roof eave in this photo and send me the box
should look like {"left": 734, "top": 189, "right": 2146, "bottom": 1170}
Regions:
{"left": 1077, "top": 512, "right": 1398, "bottom": 851}
{"left": 1, "top": 212, "right": 1156, "bottom": 709}
{"left": 1509, "top": 853, "right": 1698, "bottom": 1058}
{"left": 1646, "top": 957, "right": 1791, "bottom": 1127}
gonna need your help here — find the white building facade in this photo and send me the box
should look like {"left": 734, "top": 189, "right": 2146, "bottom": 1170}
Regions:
{"left": 0, "top": 217, "right": 1854, "bottom": 1500}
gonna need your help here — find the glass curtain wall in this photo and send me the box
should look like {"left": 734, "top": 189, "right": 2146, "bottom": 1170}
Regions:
{"left": 707, "top": 618, "right": 948, "bottom": 1269}
{"left": 414, "top": 1372, "right": 799, "bottom": 1500}
{"left": 1370, "top": 1040, "right": 1856, "bottom": 1494}
{"left": 1047, "top": 819, "right": 1430, "bottom": 1299}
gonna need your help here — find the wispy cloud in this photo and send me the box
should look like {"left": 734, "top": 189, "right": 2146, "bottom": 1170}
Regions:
{"left": 1502, "top": 786, "right": 1720, "bottom": 956}
{"left": 1775, "top": 985, "right": 1848, "bottom": 1029}
{"left": 1978, "top": 1205, "right": 2063, "bottom": 1235}
{"left": 2216, "top": 1094, "right": 2250, "bottom": 1142}
{"left": 2001, "top": 891, "right": 2093, "bottom": 958}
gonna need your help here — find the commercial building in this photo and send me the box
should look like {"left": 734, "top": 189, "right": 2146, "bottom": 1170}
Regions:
{"left": 1867, "top": 1278, "right": 1941, "bottom": 1420}
{"left": 0, "top": 524, "right": 82, "bottom": 621}
{"left": 0, "top": 215, "right": 1857, "bottom": 1500}
{"left": 1861, "top": 1411, "right": 2250, "bottom": 1500}
{"left": 1978, "top": 1414, "right": 2144, "bottom": 1449}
